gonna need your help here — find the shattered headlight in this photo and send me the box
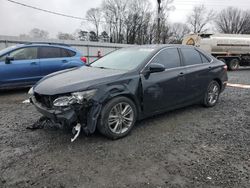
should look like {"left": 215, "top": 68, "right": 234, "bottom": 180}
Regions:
{"left": 53, "top": 89, "right": 97, "bottom": 107}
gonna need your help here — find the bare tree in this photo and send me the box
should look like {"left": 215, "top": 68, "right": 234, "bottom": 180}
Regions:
{"left": 29, "top": 28, "right": 49, "bottom": 39}
{"left": 156, "top": 0, "right": 175, "bottom": 43}
{"left": 124, "top": 0, "right": 152, "bottom": 44}
{"left": 157, "top": 0, "right": 175, "bottom": 44}
{"left": 57, "top": 32, "right": 75, "bottom": 40}
{"left": 187, "top": 5, "right": 215, "bottom": 33}
{"left": 169, "top": 23, "right": 190, "bottom": 43}
{"left": 85, "top": 8, "right": 102, "bottom": 39}
{"left": 81, "top": 0, "right": 179, "bottom": 44}
{"left": 102, "top": 0, "right": 129, "bottom": 43}
{"left": 215, "top": 7, "right": 250, "bottom": 34}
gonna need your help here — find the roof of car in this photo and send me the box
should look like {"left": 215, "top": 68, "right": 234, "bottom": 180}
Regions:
{"left": 129, "top": 44, "right": 194, "bottom": 51}
{"left": 9, "top": 43, "right": 78, "bottom": 51}
{"left": 23, "top": 42, "right": 71, "bottom": 47}
{"left": 0, "top": 43, "right": 80, "bottom": 56}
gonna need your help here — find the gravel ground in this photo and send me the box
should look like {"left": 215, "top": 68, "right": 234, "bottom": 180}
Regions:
{"left": 0, "top": 68, "right": 250, "bottom": 188}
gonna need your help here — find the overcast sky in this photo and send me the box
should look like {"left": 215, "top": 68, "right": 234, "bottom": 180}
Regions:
{"left": 0, "top": 0, "right": 249, "bottom": 38}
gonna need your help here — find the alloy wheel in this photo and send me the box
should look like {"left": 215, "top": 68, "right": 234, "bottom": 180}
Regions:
{"left": 207, "top": 83, "right": 220, "bottom": 105}
{"left": 108, "top": 102, "right": 134, "bottom": 134}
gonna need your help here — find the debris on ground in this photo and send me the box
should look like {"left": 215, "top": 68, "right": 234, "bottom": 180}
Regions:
{"left": 26, "top": 116, "right": 58, "bottom": 130}
{"left": 22, "top": 99, "right": 30, "bottom": 104}
{"left": 71, "top": 123, "right": 81, "bottom": 142}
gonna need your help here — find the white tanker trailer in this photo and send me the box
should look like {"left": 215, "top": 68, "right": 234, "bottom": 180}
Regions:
{"left": 182, "top": 33, "right": 250, "bottom": 70}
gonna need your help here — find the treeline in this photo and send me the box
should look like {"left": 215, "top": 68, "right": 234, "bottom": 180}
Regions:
{"left": 79, "top": 0, "right": 250, "bottom": 44}
{"left": 19, "top": 0, "right": 250, "bottom": 44}
{"left": 83, "top": 0, "right": 187, "bottom": 44}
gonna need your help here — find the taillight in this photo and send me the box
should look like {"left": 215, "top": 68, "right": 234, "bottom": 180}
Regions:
{"left": 223, "top": 65, "right": 228, "bottom": 71}
{"left": 80, "top": 56, "right": 87, "bottom": 64}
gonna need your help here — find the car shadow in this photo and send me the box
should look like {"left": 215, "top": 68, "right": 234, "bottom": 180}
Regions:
{"left": 0, "top": 88, "right": 29, "bottom": 96}
{"left": 27, "top": 103, "right": 209, "bottom": 146}
{"left": 90, "top": 104, "right": 206, "bottom": 141}
{"left": 134, "top": 104, "right": 205, "bottom": 130}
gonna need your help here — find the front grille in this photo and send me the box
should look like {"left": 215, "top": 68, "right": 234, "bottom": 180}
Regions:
{"left": 34, "top": 93, "right": 56, "bottom": 109}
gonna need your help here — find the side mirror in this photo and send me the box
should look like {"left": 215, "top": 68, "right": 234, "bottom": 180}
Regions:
{"left": 148, "top": 63, "right": 165, "bottom": 73}
{"left": 5, "top": 56, "right": 14, "bottom": 64}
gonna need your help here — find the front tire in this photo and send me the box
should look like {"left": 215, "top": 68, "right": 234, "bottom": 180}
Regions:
{"left": 97, "top": 96, "right": 137, "bottom": 139}
{"left": 203, "top": 81, "right": 220, "bottom": 107}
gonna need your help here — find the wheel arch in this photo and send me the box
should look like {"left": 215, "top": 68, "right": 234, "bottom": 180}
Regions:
{"left": 213, "top": 78, "right": 222, "bottom": 91}
{"left": 102, "top": 93, "right": 141, "bottom": 120}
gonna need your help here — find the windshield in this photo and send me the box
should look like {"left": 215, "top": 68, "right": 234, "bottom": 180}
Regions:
{"left": 91, "top": 48, "right": 155, "bottom": 71}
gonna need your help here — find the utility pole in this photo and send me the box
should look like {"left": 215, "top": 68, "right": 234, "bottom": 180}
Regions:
{"left": 157, "top": 0, "right": 161, "bottom": 44}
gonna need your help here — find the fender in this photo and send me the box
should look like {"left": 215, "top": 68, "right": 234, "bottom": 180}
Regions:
{"left": 83, "top": 77, "right": 142, "bottom": 134}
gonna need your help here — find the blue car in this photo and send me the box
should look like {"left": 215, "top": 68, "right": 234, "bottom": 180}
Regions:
{"left": 0, "top": 43, "right": 85, "bottom": 89}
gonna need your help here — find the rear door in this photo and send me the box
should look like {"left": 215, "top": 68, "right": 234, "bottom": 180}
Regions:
{"left": 0, "top": 47, "right": 40, "bottom": 87}
{"left": 38, "top": 46, "right": 65, "bottom": 77}
{"left": 141, "top": 48, "right": 187, "bottom": 114}
{"left": 180, "top": 48, "right": 212, "bottom": 101}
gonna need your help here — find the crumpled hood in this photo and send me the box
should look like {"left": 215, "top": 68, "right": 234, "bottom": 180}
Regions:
{"left": 34, "top": 66, "right": 127, "bottom": 95}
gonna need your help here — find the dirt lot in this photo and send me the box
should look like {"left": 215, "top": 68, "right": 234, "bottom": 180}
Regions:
{"left": 0, "top": 69, "right": 250, "bottom": 188}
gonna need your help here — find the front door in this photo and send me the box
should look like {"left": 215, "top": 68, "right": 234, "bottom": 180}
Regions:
{"left": 141, "top": 48, "right": 187, "bottom": 115}
{"left": 0, "top": 47, "right": 40, "bottom": 87}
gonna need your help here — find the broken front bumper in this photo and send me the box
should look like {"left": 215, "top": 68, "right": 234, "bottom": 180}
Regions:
{"left": 31, "top": 96, "right": 78, "bottom": 126}
{"left": 30, "top": 96, "right": 102, "bottom": 134}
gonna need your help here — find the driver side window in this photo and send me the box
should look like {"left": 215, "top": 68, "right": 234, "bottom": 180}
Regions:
{"left": 151, "top": 48, "right": 181, "bottom": 69}
{"left": 10, "top": 47, "right": 38, "bottom": 61}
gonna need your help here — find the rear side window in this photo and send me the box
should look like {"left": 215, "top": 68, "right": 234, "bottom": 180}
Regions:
{"left": 151, "top": 48, "right": 181, "bottom": 69}
{"left": 181, "top": 48, "right": 202, "bottom": 66}
{"left": 200, "top": 53, "right": 211, "bottom": 63}
{"left": 10, "top": 47, "right": 38, "bottom": 60}
{"left": 61, "top": 48, "right": 76, "bottom": 57}
{"left": 39, "top": 47, "right": 61, "bottom": 59}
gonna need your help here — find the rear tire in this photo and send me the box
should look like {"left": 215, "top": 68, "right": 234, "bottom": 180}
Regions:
{"left": 228, "top": 58, "right": 240, "bottom": 71}
{"left": 203, "top": 80, "right": 220, "bottom": 107}
{"left": 97, "top": 96, "right": 137, "bottom": 140}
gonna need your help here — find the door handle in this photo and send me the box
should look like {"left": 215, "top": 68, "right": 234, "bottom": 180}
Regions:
{"left": 208, "top": 66, "right": 212, "bottom": 69}
{"left": 62, "top": 60, "right": 68, "bottom": 63}
{"left": 30, "top": 62, "right": 37, "bottom": 65}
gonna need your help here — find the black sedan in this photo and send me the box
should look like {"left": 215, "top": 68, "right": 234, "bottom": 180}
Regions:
{"left": 29, "top": 45, "right": 228, "bottom": 140}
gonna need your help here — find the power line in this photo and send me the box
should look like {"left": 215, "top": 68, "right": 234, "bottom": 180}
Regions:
{"left": 5, "top": 0, "right": 109, "bottom": 23}
{"left": 6, "top": 0, "right": 249, "bottom": 23}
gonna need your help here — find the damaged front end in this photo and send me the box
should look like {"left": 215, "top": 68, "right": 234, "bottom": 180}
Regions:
{"left": 29, "top": 88, "right": 102, "bottom": 140}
